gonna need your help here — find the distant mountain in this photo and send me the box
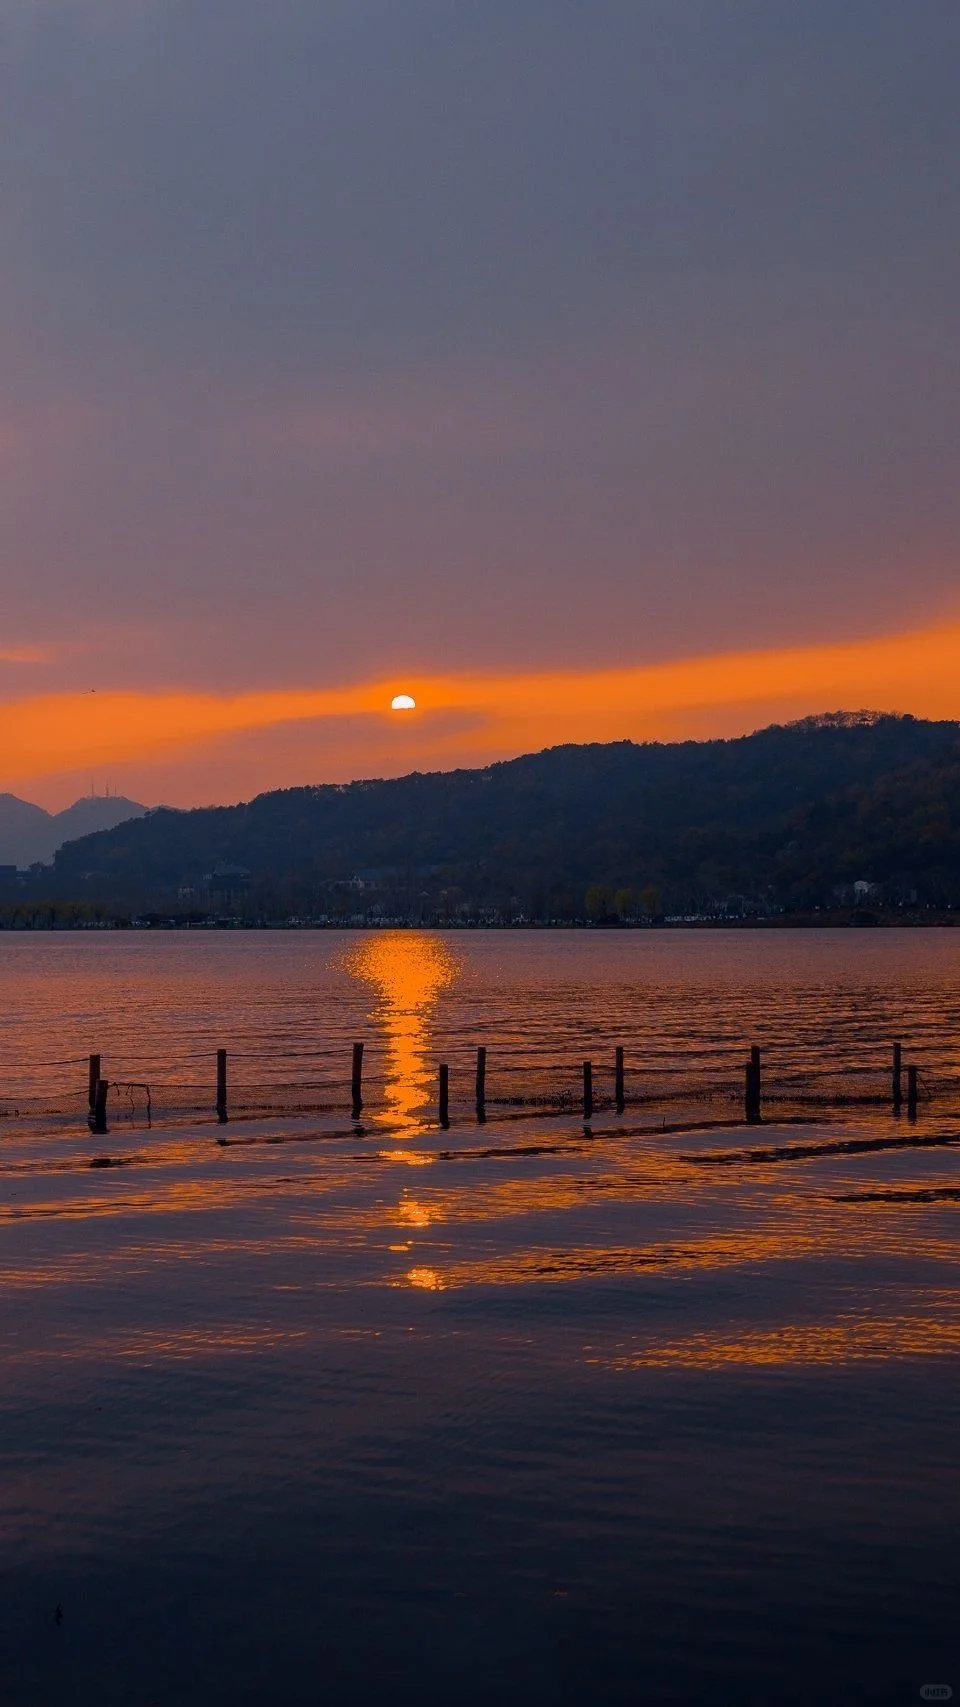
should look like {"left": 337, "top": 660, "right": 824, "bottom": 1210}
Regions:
{"left": 31, "top": 713, "right": 960, "bottom": 919}
{"left": 0, "top": 795, "right": 51, "bottom": 868}
{"left": 0, "top": 794, "right": 147, "bottom": 868}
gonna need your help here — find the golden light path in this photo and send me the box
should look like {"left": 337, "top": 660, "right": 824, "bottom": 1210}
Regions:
{"left": 2, "top": 615, "right": 960, "bottom": 795}
{"left": 347, "top": 931, "right": 458, "bottom": 1129}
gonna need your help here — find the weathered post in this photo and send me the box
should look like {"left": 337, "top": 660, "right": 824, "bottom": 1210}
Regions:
{"left": 216, "top": 1049, "right": 228, "bottom": 1124}
{"left": 745, "top": 1046, "right": 762, "bottom": 1124}
{"left": 583, "top": 1060, "right": 593, "bottom": 1122}
{"left": 907, "top": 1064, "right": 919, "bottom": 1121}
{"left": 92, "top": 1078, "right": 109, "bottom": 1136}
{"left": 88, "top": 1054, "right": 101, "bottom": 1120}
{"left": 892, "top": 1041, "right": 903, "bottom": 1113}
{"left": 615, "top": 1045, "right": 625, "bottom": 1114}
{"left": 351, "top": 1042, "right": 364, "bottom": 1117}
{"left": 439, "top": 1063, "right": 449, "bottom": 1129}
{"left": 475, "top": 1046, "right": 486, "bottom": 1121}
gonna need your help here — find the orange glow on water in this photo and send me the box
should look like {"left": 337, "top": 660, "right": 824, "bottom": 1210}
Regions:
{"left": 588, "top": 1307, "right": 960, "bottom": 1370}
{"left": 347, "top": 932, "right": 458, "bottom": 1129}
{"left": 396, "top": 1197, "right": 432, "bottom": 1227}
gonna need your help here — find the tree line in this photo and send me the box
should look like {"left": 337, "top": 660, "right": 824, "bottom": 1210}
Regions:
{"left": 16, "top": 711, "right": 960, "bottom": 922}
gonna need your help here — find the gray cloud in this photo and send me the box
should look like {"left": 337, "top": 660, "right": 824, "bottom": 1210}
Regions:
{"left": 1, "top": 1, "right": 958, "bottom": 694}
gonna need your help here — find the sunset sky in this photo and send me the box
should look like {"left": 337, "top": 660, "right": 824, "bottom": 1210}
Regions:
{"left": 2, "top": 2, "right": 958, "bottom": 807}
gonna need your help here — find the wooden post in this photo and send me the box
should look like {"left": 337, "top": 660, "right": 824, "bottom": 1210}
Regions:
{"left": 907, "top": 1064, "right": 919, "bottom": 1121}
{"left": 745, "top": 1048, "right": 762, "bottom": 1124}
{"left": 439, "top": 1063, "right": 449, "bottom": 1129}
{"left": 216, "top": 1049, "right": 228, "bottom": 1124}
{"left": 475, "top": 1046, "right": 486, "bottom": 1121}
{"left": 88, "top": 1054, "right": 101, "bottom": 1118}
{"left": 92, "top": 1078, "right": 109, "bottom": 1136}
{"left": 583, "top": 1060, "right": 593, "bottom": 1122}
{"left": 615, "top": 1045, "right": 625, "bottom": 1113}
{"left": 892, "top": 1041, "right": 903, "bottom": 1112}
{"left": 351, "top": 1042, "right": 364, "bottom": 1117}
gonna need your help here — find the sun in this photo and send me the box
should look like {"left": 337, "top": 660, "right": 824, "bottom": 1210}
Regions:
{"left": 391, "top": 694, "right": 416, "bottom": 711}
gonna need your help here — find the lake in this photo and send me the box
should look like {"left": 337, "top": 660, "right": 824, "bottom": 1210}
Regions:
{"left": 1, "top": 929, "right": 958, "bottom": 1704}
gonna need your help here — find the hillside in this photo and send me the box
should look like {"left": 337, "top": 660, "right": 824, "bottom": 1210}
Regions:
{"left": 0, "top": 794, "right": 147, "bottom": 869}
{"left": 24, "top": 713, "right": 960, "bottom": 921}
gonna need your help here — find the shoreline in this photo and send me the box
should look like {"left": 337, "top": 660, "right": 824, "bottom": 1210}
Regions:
{"left": 0, "top": 912, "right": 959, "bottom": 932}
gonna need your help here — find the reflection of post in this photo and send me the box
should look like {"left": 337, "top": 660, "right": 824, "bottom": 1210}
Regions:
{"left": 351, "top": 1042, "right": 364, "bottom": 1116}
{"left": 583, "top": 1060, "right": 593, "bottom": 1122}
{"left": 907, "top": 1064, "right": 919, "bottom": 1121}
{"left": 475, "top": 1046, "right": 486, "bottom": 1121}
{"left": 92, "top": 1079, "right": 109, "bottom": 1135}
{"left": 615, "top": 1045, "right": 625, "bottom": 1113}
{"left": 439, "top": 1063, "right": 449, "bottom": 1129}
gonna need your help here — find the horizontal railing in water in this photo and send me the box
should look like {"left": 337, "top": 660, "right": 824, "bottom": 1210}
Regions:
{"left": 38, "top": 1040, "right": 936, "bottom": 1134}
{"left": 0, "top": 1044, "right": 940, "bottom": 1134}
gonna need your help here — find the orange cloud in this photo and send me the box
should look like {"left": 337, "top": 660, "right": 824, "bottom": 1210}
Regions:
{"left": 2, "top": 619, "right": 958, "bottom": 802}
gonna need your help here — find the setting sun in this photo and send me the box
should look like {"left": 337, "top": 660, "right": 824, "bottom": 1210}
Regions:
{"left": 390, "top": 694, "right": 417, "bottom": 711}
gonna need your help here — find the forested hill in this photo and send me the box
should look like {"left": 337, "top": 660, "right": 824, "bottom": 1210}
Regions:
{"left": 28, "top": 712, "right": 960, "bottom": 919}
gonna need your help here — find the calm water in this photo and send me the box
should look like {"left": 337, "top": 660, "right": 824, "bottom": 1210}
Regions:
{"left": 4, "top": 926, "right": 960, "bottom": 1119}
{"left": 1, "top": 930, "right": 959, "bottom": 1705}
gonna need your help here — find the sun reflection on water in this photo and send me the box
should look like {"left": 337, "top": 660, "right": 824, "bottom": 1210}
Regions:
{"left": 347, "top": 932, "right": 458, "bottom": 1129}
{"left": 587, "top": 1308, "right": 960, "bottom": 1369}
{"left": 397, "top": 1197, "right": 432, "bottom": 1227}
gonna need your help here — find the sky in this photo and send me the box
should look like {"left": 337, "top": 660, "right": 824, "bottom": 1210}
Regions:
{"left": 1, "top": 0, "right": 958, "bottom": 807}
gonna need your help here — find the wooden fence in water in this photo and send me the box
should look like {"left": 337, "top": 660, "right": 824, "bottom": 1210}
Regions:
{"left": 66, "top": 1039, "right": 931, "bottom": 1135}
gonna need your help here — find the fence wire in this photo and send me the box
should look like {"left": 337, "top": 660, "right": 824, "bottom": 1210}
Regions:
{"left": 0, "top": 1051, "right": 948, "bottom": 1134}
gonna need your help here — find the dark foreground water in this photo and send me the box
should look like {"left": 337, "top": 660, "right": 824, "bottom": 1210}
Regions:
{"left": 1, "top": 931, "right": 959, "bottom": 1705}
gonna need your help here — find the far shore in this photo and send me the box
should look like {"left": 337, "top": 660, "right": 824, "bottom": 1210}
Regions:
{"left": 1, "top": 912, "right": 959, "bottom": 932}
